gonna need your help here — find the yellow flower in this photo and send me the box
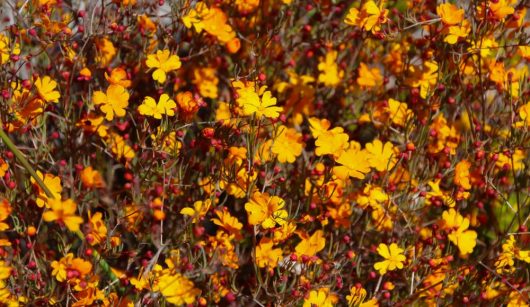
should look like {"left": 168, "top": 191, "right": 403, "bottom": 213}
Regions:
{"left": 344, "top": 7, "right": 361, "bottom": 27}
{"left": 223, "top": 167, "right": 257, "bottom": 198}
{"left": 211, "top": 208, "right": 243, "bottom": 239}
{"left": 454, "top": 160, "right": 471, "bottom": 190}
{"left": 183, "top": 3, "right": 236, "bottom": 45}
{"left": 309, "top": 117, "right": 349, "bottom": 157}
{"left": 255, "top": 238, "right": 283, "bottom": 270}
{"left": 93, "top": 85, "right": 129, "bottom": 121}
{"left": 182, "top": 2, "right": 210, "bottom": 32}
{"left": 374, "top": 243, "right": 406, "bottom": 275}
{"left": 333, "top": 142, "right": 371, "bottom": 179}
{"left": 31, "top": 171, "right": 62, "bottom": 208}
{"left": 295, "top": 230, "right": 326, "bottom": 257}
{"left": 317, "top": 50, "right": 344, "bottom": 87}
{"left": 255, "top": 139, "right": 274, "bottom": 164}
{"left": 105, "top": 67, "right": 131, "bottom": 88}
{"left": 234, "top": 0, "right": 260, "bottom": 13}
{"left": 347, "top": 286, "right": 367, "bottom": 306}
{"left": 365, "top": 139, "right": 398, "bottom": 172}
{"left": 95, "top": 38, "right": 116, "bottom": 67}
{"left": 308, "top": 117, "right": 331, "bottom": 139}
{"left": 50, "top": 254, "right": 71, "bottom": 282}
{"left": 359, "top": 298, "right": 380, "bottom": 307}
{"left": 436, "top": 3, "right": 465, "bottom": 25}
{"left": 303, "top": 288, "right": 338, "bottom": 307}
{"left": 43, "top": 198, "right": 84, "bottom": 232}
{"left": 495, "top": 150, "right": 525, "bottom": 171}
{"left": 405, "top": 60, "right": 438, "bottom": 98}
{"left": 507, "top": 290, "right": 529, "bottom": 307}
{"left": 180, "top": 199, "right": 211, "bottom": 224}
{"left": 271, "top": 125, "right": 303, "bottom": 163}
{"left": 86, "top": 211, "right": 107, "bottom": 246}
{"left": 314, "top": 127, "right": 349, "bottom": 157}
{"left": 426, "top": 179, "right": 455, "bottom": 207}
{"left": 441, "top": 209, "right": 477, "bottom": 256}
{"left": 78, "top": 67, "right": 92, "bottom": 80}
{"left": 236, "top": 84, "right": 283, "bottom": 119}
{"left": 106, "top": 132, "right": 135, "bottom": 160}
{"left": 208, "top": 231, "right": 240, "bottom": 269}
{"left": 357, "top": 63, "right": 383, "bottom": 88}
{"left": 51, "top": 253, "right": 92, "bottom": 282}
{"left": 0, "top": 199, "right": 12, "bottom": 231}
{"left": 516, "top": 102, "right": 530, "bottom": 127}
{"left": 0, "top": 159, "right": 8, "bottom": 178}
{"left": 495, "top": 235, "right": 530, "bottom": 274}
{"left": 138, "top": 94, "right": 176, "bottom": 119}
{"left": 444, "top": 20, "right": 471, "bottom": 44}
{"left": 0, "top": 34, "right": 20, "bottom": 65}
{"left": 146, "top": 49, "right": 182, "bottom": 83}
{"left": 192, "top": 67, "right": 219, "bottom": 99}
{"left": 150, "top": 129, "right": 182, "bottom": 155}
{"left": 519, "top": 46, "right": 530, "bottom": 60}
{"left": 112, "top": 0, "right": 136, "bottom": 6}
{"left": 273, "top": 222, "right": 297, "bottom": 243}
{"left": 468, "top": 36, "right": 498, "bottom": 58}
{"left": 0, "top": 261, "right": 11, "bottom": 280}
{"left": 137, "top": 14, "right": 157, "bottom": 34}
{"left": 224, "top": 146, "right": 247, "bottom": 166}
{"left": 489, "top": 0, "right": 515, "bottom": 21}
{"left": 76, "top": 114, "right": 108, "bottom": 138}
{"left": 327, "top": 202, "right": 352, "bottom": 228}
{"left": 157, "top": 272, "right": 200, "bottom": 305}
{"left": 176, "top": 91, "right": 200, "bottom": 118}
{"left": 361, "top": 0, "right": 389, "bottom": 32}
{"left": 80, "top": 166, "right": 106, "bottom": 189}
{"left": 245, "top": 191, "right": 288, "bottom": 229}
{"left": 35, "top": 76, "right": 60, "bottom": 103}
{"left": 345, "top": 1, "right": 389, "bottom": 33}
{"left": 385, "top": 99, "right": 412, "bottom": 127}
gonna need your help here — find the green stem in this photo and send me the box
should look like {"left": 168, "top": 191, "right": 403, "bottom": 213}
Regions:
{"left": 0, "top": 128, "right": 53, "bottom": 197}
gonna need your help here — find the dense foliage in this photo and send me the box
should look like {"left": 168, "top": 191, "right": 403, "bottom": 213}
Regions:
{"left": 1, "top": 0, "right": 530, "bottom": 305}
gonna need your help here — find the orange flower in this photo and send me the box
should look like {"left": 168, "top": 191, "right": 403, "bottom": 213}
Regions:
{"left": 80, "top": 166, "right": 106, "bottom": 189}
{"left": 86, "top": 211, "right": 107, "bottom": 246}
{"left": 0, "top": 199, "right": 12, "bottom": 231}
{"left": 176, "top": 91, "right": 200, "bottom": 117}
{"left": 436, "top": 3, "right": 465, "bottom": 25}
{"left": 51, "top": 253, "right": 92, "bottom": 282}
{"left": 0, "top": 159, "right": 7, "bottom": 178}
{"left": 454, "top": 160, "right": 471, "bottom": 190}
{"left": 192, "top": 68, "right": 219, "bottom": 99}
{"left": 105, "top": 67, "right": 131, "bottom": 88}
{"left": 95, "top": 38, "right": 116, "bottom": 67}
{"left": 357, "top": 63, "right": 383, "bottom": 88}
